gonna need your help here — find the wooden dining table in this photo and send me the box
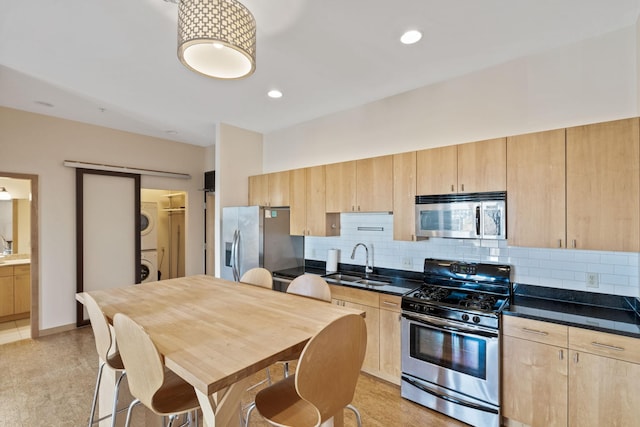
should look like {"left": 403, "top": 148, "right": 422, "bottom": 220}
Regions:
{"left": 77, "top": 274, "right": 364, "bottom": 427}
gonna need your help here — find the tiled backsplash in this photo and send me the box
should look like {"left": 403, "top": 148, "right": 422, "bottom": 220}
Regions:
{"left": 305, "top": 213, "right": 640, "bottom": 298}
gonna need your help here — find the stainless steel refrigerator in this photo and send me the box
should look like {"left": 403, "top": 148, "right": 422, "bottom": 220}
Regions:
{"left": 221, "top": 206, "right": 304, "bottom": 282}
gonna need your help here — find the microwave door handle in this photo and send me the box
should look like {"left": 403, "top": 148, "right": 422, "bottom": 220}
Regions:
{"left": 475, "top": 205, "right": 481, "bottom": 237}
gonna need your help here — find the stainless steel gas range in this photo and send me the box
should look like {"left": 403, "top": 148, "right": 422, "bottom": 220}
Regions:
{"left": 401, "top": 258, "right": 512, "bottom": 427}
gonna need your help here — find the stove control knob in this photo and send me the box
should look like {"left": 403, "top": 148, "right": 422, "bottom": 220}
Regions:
{"left": 472, "top": 316, "right": 481, "bottom": 324}
{"left": 461, "top": 314, "right": 469, "bottom": 322}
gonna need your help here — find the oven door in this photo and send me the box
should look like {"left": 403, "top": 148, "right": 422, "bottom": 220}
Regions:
{"left": 401, "top": 312, "right": 500, "bottom": 406}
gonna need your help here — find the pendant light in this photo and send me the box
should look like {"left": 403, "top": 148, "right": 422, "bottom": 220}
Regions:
{"left": 177, "top": 0, "right": 257, "bottom": 80}
{"left": 0, "top": 187, "right": 11, "bottom": 201}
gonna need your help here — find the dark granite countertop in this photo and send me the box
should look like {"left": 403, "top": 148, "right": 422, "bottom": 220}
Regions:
{"left": 505, "top": 284, "right": 640, "bottom": 339}
{"left": 273, "top": 261, "right": 422, "bottom": 297}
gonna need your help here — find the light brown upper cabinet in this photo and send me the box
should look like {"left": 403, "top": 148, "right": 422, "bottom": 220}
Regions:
{"left": 507, "top": 129, "right": 566, "bottom": 248}
{"left": 417, "top": 138, "right": 506, "bottom": 195}
{"left": 566, "top": 118, "right": 639, "bottom": 251}
{"left": 326, "top": 156, "right": 393, "bottom": 212}
{"left": 392, "top": 152, "right": 416, "bottom": 241}
{"left": 289, "top": 166, "right": 339, "bottom": 237}
{"left": 248, "top": 171, "right": 290, "bottom": 207}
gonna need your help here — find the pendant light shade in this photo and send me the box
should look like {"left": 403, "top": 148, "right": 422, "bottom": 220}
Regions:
{"left": 177, "top": 0, "right": 256, "bottom": 80}
{"left": 0, "top": 187, "right": 11, "bottom": 201}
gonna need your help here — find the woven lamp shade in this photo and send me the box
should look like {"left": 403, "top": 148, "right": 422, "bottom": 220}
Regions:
{"left": 178, "top": 0, "right": 256, "bottom": 79}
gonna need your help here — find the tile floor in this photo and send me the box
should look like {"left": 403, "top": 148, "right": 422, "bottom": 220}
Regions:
{"left": 0, "top": 318, "right": 30, "bottom": 345}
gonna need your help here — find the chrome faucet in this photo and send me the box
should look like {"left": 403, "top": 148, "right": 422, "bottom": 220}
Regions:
{"left": 351, "top": 243, "right": 373, "bottom": 275}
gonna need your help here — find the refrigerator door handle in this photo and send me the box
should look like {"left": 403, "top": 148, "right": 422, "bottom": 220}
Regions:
{"left": 231, "top": 229, "right": 239, "bottom": 281}
{"left": 234, "top": 229, "right": 241, "bottom": 281}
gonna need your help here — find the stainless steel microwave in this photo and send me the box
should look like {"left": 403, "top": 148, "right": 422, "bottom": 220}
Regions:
{"left": 415, "top": 192, "right": 506, "bottom": 240}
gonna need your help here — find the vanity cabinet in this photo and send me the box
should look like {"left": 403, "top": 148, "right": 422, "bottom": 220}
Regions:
{"left": 417, "top": 138, "right": 506, "bottom": 195}
{"left": 0, "top": 264, "right": 30, "bottom": 319}
{"left": 392, "top": 151, "right": 416, "bottom": 241}
{"left": 325, "top": 155, "right": 393, "bottom": 213}
{"left": 289, "top": 166, "right": 339, "bottom": 237}
{"left": 502, "top": 315, "right": 640, "bottom": 427}
{"left": 248, "top": 170, "right": 290, "bottom": 207}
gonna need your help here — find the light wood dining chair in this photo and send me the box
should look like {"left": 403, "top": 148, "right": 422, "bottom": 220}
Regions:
{"left": 239, "top": 267, "right": 273, "bottom": 289}
{"left": 253, "top": 314, "right": 367, "bottom": 427}
{"left": 244, "top": 274, "right": 333, "bottom": 426}
{"left": 85, "top": 293, "right": 127, "bottom": 427}
{"left": 113, "top": 313, "right": 201, "bottom": 427}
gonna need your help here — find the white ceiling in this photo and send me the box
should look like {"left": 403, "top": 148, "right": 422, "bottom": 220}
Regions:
{"left": 1, "top": 0, "right": 639, "bottom": 147}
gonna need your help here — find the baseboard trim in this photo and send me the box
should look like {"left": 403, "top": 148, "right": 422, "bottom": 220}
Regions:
{"left": 38, "top": 323, "right": 78, "bottom": 337}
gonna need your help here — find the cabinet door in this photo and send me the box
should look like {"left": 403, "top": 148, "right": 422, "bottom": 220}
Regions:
{"left": 356, "top": 155, "right": 393, "bottom": 212}
{"left": 325, "top": 161, "right": 356, "bottom": 212}
{"left": 507, "top": 129, "right": 566, "bottom": 248}
{"left": 306, "top": 166, "right": 333, "bottom": 236}
{"left": 568, "top": 350, "right": 640, "bottom": 427}
{"left": 379, "top": 294, "right": 402, "bottom": 384}
{"left": 393, "top": 152, "right": 416, "bottom": 241}
{"left": 0, "top": 276, "right": 14, "bottom": 316}
{"left": 248, "top": 174, "right": 269, "bottom": 206}
{"left": 289, "top": 168, "right": 307, "bottom": 236}
{"left": 502, "top": 336, "right": 568, "bottom": 427}
{"left": 416, "top": 145, "right": 458, "bottom": 195}
{"left": 457, "top": 137, "right": 506, "bottom": 193}
{"left": 268, "top": 171, "right": 290, "bottom": 207}
{"left": 344, "top": 301, "right": 380, "bottom": 374}
{"left": 14, "top": 267, "right": 30, "bottom": 314}
{"left": 566, "top": 118, "right": 640, "bottom": 251}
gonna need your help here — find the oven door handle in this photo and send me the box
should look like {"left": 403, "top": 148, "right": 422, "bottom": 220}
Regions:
{"left": 402, "top": 313, "right": 499, "bottom": 339}
{"left": 402, "top": 375, "right": 499, "bottom": 415}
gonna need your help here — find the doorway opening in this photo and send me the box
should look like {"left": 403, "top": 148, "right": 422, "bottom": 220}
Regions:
{"left": 141, "top": 189, "right": 187, "bottom": 281}
{"left": 0, "top": 173, "right": 38, "bottom": 345}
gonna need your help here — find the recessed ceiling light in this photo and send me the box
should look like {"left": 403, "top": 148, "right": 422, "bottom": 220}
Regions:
{"left": 165, "top": 130, "right": 178, "bottom": 135}
{"left": 35, "top": 101, "right": 54, "bottom": 107}
{"left": 267, "top": 89, "right": 283, "bottom": 99}
{"left": 400, "top": 30, "right": 422, "bottom": 45}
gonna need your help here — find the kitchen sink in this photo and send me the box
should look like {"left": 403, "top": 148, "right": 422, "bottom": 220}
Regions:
{"left": 323, "top": 272, "right": 390, "bottom": 287}
{"left": 324, "top": 273, "right": 364, "bottom": 282}
{"left": 355, "top": 279, "right": 389, "bottom": 286}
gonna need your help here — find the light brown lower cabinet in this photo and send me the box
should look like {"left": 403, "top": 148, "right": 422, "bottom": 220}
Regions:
{"left": 330, "top": 285, "right": 401, "bottom": 384}
{"left": 0, "top": 264, "right": 31, "bottom": 320}
{"left": 502, "top": 316, "right": 640, "bottom": 427}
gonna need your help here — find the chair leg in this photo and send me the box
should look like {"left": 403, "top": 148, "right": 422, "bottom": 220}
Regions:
{"left": 88, "top": 362, "right": 106, "bottom": 427}
{"left": 124, "top": 399, "right": 141, "bottom": 427}
{"left": 110, "top": 371, "right": 127, "bottom": 427}
{"left": 346, "top": 404, "right": 362, "bottom": 427}
{"left": 265, "top": 367, "right": 272, "bottom": 385}
{"left": 244, "top": 402, "right": 256, "bottom": 427}
{"left": 283, "top": 361, "right": 290, "bottom": 378}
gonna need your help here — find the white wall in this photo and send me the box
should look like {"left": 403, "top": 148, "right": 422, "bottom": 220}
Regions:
{"left": 0, "top": 107, "right": 207, "bottom": 331}
{"left": 214, "top": 123, "right": 263, "bottom": 276}
{"left": 264, "top": 27, "right": 638, "bottom": 171}
{"left": 263, "top": 27, "right": 640, "bottom": 298}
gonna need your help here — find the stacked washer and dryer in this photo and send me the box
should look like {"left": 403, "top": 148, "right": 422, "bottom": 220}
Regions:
{"left": 140, "top": 202, "right": 158, "bottom": 283}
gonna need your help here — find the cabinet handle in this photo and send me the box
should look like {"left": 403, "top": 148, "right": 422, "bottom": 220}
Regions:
{"left": 461, "top": 184, "right": 465, "bottom": 192}
{"left": 558, "top": 239, "right": 562, "bottom": 248}
{"left": 591, "top": 342, "right": 625, "bottom": 352}
{"left": 574, "top": 353, "right": 579, "bottom": 363}
{"left": 572, "top": 239, "right": 577, "bottom": 248}
{"left": 522, "top": 327, "right": 549, "bottom": 336}
{"left": 559, "top": 349, "right": 564, "bottom": 360}
{"left": 358, "top": 205, "right": 361, "bottom": 211}
{"left": 352, "top": 206, "right": 355, "bottom": 211}
{"left": 451, "top": 184, "right": 455, "bottom": 192}
{"left": 382, "top": 301, "right": 398, "bottom": 307}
